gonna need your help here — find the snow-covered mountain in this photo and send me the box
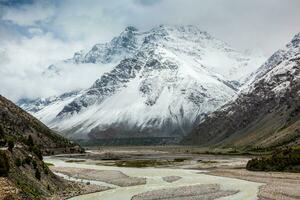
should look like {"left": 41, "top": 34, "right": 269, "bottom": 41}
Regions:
{"left": 183, "top": 32, "right": 300, "bottom": 148}
{"left": 242, "top": 32, "right": 300, "bottom": 91}
{"left": 19, "top": 25, "right": 265, "bottom": 142}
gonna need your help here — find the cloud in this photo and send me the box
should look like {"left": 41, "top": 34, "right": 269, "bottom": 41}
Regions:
{"left": 28, "top": 27, "right": 43, "bottom": 34}
{"left": 0, "top": 0, "right": 300, "bottom": 101}
{"left": 0, "top": 33, "right": 86, "bottom": 100}
{"left": 134, "top": 0, "right": 162, "bottom": 6}
{"left": 1, "top": 1, "right": 55, "bottom": 26}
{"left": 49, "top": 0, "right": 125, "bottom": 44}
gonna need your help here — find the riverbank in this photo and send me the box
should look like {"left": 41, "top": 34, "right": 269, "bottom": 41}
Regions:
{"left": 209, "top": 168, "right": 300, "bottom": 200}
{"left": 43, "top": 147, "right": 300, "bottom": 200}
{"left": 0, "top": 176, "right": 108, "bottom": 200}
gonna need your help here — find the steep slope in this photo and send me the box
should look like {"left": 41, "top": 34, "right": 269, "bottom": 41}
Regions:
{"left": 0, "top": 95, "right": 82, "bottom": 154}
{"left": 19, "top": 25, "right": 265, "bottom": 142}
{"left": 0, "top": 95, "right": 84, "bottom": 199}
{"left": 183, "top": 33, "right": 300, "bottom": 148}
{"left": 18, "top": 90, "right": 82, "bottom": 126}
{"left": 71, "top": 26, "right": 141, "bottom": 64}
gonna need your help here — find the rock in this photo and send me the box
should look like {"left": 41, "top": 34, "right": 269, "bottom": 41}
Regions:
{"left": 162, "top": 176, "right": 182, "bottom": 183}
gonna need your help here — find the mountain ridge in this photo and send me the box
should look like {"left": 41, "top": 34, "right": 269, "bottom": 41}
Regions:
{"left": 182, "top": 32, "right": 300, "bottom": 148}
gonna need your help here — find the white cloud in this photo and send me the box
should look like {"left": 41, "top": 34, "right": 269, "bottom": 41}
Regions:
{"left": 0, "top": 0, "right": 300, "bottom": 101}
{"left": 50, "top": 0, "right": 125, "bottom": 45}
{"left": 28, "top": 27, "right": 44, "bottom": 35}
{"left": 0, "top": 33, "right": 86, "bottom": 100}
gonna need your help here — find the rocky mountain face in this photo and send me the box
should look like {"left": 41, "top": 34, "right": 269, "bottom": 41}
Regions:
{"left": 18, "top": 91, "right": 80, "bottom": 114}
{"left": 183, "top": 33, "right": 300, "bottom": 148}
{"left": 19, "top": 25, "right": 265, "bottom": 143}
{"left": 72, "top": 26, "right": 140, "bottom": 64}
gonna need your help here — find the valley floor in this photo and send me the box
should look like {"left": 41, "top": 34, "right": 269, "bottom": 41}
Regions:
{"left": 44, "top": 146, "right": 299, "bottom": 200}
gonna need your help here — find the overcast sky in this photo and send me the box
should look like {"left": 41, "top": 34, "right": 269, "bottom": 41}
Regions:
{"left": 0, "top": 0, "right": 300, "bottom": 101}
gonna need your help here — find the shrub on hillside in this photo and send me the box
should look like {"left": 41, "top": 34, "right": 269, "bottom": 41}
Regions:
{"left": 35, "top": 168, "right": 41, "bottom": 180}
{"left": 8, "top": 140, "right": 14, "bottom": 152}
{"left": 246, "top": 147, "right": 300, "bottom": 172}
{"left": 0, "top": 151, "right": 10, "bottom": 176}
{"left": 0, "top": 139, "right": 6, "bottom": 147}
{"left": 23, "top": 156, "right": 32, "bottom": 165}
{"left": 32, "top": 160, "right": 37, "bottom": 169}
{"left": 31, "top": 146, "right": 43, "bottom": 160}
{"left": 26, "top": 135, "right": 34, "bottom": 147}
{"left": 0, "top": 126, "right": 5, "bottom": 136}
{"left": 15, "top": 158, "right": 22, "bottom": 167}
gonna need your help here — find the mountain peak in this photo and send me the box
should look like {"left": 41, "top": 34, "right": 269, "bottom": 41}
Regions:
{"left": 124, "top": 26, "right": 139, "bottom": 32}
{"left": 287, "top": 32, "right": 300, "bottom": 48}
{"left": 151, "top": 24, "right": 210, "bottom": 36}
{"left": 140, "top": 24, "right": 214, "bottom": 45}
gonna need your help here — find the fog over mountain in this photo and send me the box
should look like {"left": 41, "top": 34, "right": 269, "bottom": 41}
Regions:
{"left": 1, "top": 0, "right": 300, "bottom": 101}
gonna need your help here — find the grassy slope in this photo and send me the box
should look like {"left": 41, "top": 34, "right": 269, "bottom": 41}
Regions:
{"left": 220, "top": 103, "right": 300, "bottom": 149}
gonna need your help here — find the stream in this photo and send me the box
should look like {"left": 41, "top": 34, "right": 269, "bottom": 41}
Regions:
{"left": 45, "top": 156, "right": 263, "bottom": 200}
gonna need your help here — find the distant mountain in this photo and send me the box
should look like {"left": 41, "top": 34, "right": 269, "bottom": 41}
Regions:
{"left": 182, "top": 33, "right": 300, "bottom": 148}
{"left": 19, "top": 25, "right": 265, "bottom": 143}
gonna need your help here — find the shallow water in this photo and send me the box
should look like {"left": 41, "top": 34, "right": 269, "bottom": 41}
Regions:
{"left": 45, "top": 156, "right": 263, "bottom": 200}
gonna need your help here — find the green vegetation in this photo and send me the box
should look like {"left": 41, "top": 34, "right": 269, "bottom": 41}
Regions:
{"left": 0, "top": 125, "right": 4, "bottom": 135}
{"left": 15, "top": 158, "right": 22, "bottom": 167}
{"left": 173, "top": 158, "right": 187, "bottom": 162}
{"left": 23, "top": 156, "right": 32, "bottom": 165}
{"left": 200, "top": 160, "right": 218, "bottom": 164}
{"left": 31, "top": 145, "right": 43, "bottom": 160}
{"left": 42, "top": 163, "right": 50, "bottom": 175}
{"left": 246, "top": 147, "right": 300, "bottom": 172}
{"left": 35, "top": 168, "right": 41, "bottom": 180}
{"left": 7, "top": 139, "right": 14, "bottom": 152}
{"left": 77, "top": 137, "right": 177, "bottom": 146}
{"left": 32, "top": 160, "right": 37, "bottom": 169}
{"left": 0, "top": 126, "right": 6, "bottom": 146}
{"left": 44, "top": 162, "right": 54, "bottom": 167}
{"left": 115, "top": 159, "right": 170, "bottom": 168}
{"left": 43, "top": 166, "right": 49, "bottom": 175}
{"left": 65, "top": 159, "right": 86, "bottom": 163}
{"left": 25, "top": 135, "right": 43, "bottom": 160}
{"left": 26, "top": 135, "right": 34, "bottom": 147}
{"left": 0, "top": 151, "right": 9, "bottom": 176}
{"left": 0, "top": 139, "right": 6, "bottom": 146}
{"left": 13, "top": 174, "right": 42, "bottom": 199}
